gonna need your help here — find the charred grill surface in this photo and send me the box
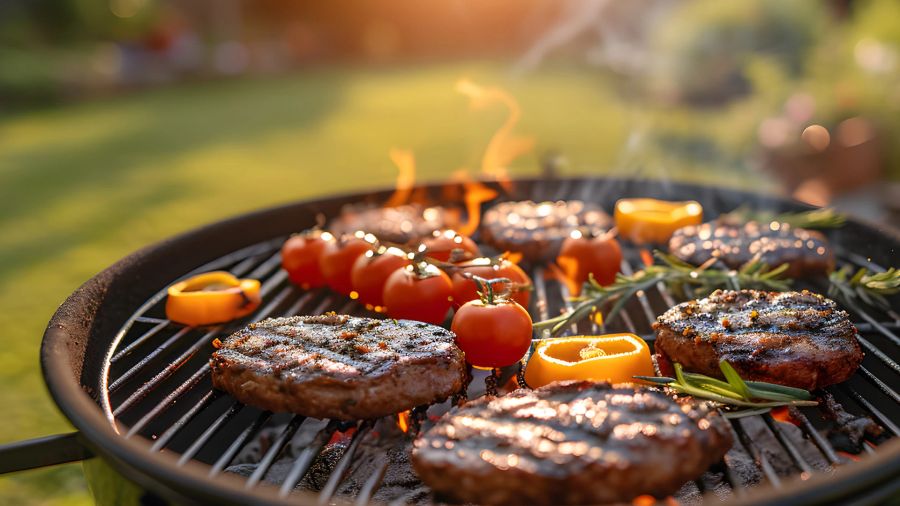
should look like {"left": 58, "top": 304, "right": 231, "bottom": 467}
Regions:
{"left": 89, "top": 179, "right": 900, "bottom": 506}
{"left": 210, "top": 315, "right": 466, "bottom": 420}
{"left": 653, "top": 290, "right": 863, "bottom": 390}
{"left": 668, "top": 220, "right": 834, "bottom": 278}
{"left": 480, "top": 200, "right": 611, "bottom": 262}
{"left": 411, "top": 381, "right": 733, "bottom": 505}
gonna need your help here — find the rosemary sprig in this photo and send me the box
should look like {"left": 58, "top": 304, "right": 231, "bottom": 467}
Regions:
{"left": 722, "top": 206, "right": 845, "bottom": 229}
{"left": 829, "top": 265, "right": 900, "bottom": 311}
{"left": 635, "top": 360, "right": 817, "bottom": 419}
{"left": 533, "top": 251, "right": 791, "bottom": 335}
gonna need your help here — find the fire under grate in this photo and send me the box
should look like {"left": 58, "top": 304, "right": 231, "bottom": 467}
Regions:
{"left": 101, "top": 179, "right": 900, "bottom": 505}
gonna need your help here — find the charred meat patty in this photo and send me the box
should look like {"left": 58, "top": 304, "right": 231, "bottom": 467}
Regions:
{"left": 412, "top": 381, "right": 732, "bottom": 505}
{"left": 329, "top": 204, "right": 447, "bottom": 244}
{"left": 654, "top": 290, "right": 862, "bottom": 390}
{"left": 480, "top": 200, "right": 611, "bottom": 262}
{"left": 210, "top": 314, "right": 467, "bottom": 420}
{"left": 668, "top": 219, "right": 834, "bottom": 278}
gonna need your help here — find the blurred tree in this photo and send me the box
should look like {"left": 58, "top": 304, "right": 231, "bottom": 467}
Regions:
{"left": 650, "top": 0, "right": 827, "bottom": 105}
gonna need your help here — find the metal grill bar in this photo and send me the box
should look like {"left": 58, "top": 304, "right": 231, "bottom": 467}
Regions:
{"left": 277, "top": 421, "right": 340, "bottom": 496}
{"left": 316, "top": 422, "right": 374, "bottom": 505}
{"left": 149, "top": 390, "right": 219, "bottom": 451}
{"left": 134, "top": 280, "right": 330, "bottom": 451}
{"left": 245, "top": 415, "right": 306, "bottom": 488}
{"left": 354, "top": 460, "right": 389, "bottom": 506}
{"left": 109, "top": 327, "right": 194, "bottom": 392}
{"left": 111, "top": 320, "right": 171, "bottom": 364}
{"left": 210, "top": 410, "right": 273, "bottom": 476}
{"left": 176, "top": 402, "right": 244, "bottom": 464}
{"left": 731, "top": 420, "right": 782, "bottom": 488}
{"left": 618, "top": 254, "right": 861, "bottom": 495}
{"left": 125, "top": 364, "right": 211, "bottom": 437}
{"left": 97, "top": 187, "right": 900, "bottom": 506}
{"left": 113, "top": 279, "right": 292, "bottom": 416}
{"left": 839, "top": 385, "right": 900, "bottom": 436}
{"left": 790, "top": 409, "right": 841, "bottom": 465}
{"left": 761, "top": 414, "right": 815, "bottom": 474}
{"left": 858, "top": 366, "right": 900, "bottom": 404}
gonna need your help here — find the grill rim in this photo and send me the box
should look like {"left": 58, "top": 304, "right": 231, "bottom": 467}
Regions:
{"left": 39, "top": 176, "right": 900, "bottom": 505}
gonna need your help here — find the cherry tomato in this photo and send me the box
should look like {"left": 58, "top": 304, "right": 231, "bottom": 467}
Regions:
{"left": 382, "top": 263, "right": 453, "bottom": 324}
{"left": 451, "top": 257, "right": 531, "bottom": 309}
{"left": 281, "top": 230, "right": 332, "bottom": 289}
{"left": 350, "top": 246, "right": 410, "bottom": 310}
{"left": 420, "top": 229, "right": 480, "bottom": 262}
{"left": 451, "top": 277, "right": 532, "bottom": 368}
{"left": 557, "top": 231, "right": 622, "bottom": 296}
{"left": 319, "top": 233, "right": 373, "bottom": 295}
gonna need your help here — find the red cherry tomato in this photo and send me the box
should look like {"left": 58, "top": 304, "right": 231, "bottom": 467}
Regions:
{"left": 420, "top": 229, "right": 480, "bottom": 262}
{"left": 281, "top": 230, "right": 332, "bottom": 289}
{"left": 382, "top": 263, "right": 453, "bottom": 325}
{"left": 350, "top": 246, "right": 410, "bottom": 310}
{"left": 451, "top": 257, "right": 531, "bottom": 309}
{"left": 451, "top": 277, "right": 532, "bottom": 368}
{"left": 556, "top": 231, "right": 622, "bottom": 296}
{"left": 320, "top": 233, "right": 373, "bottom": 295}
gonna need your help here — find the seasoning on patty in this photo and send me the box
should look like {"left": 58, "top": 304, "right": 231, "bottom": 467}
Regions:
{"left": 653, "top": 290, "right": 862, "bottom": 390}
{"left": 412, "top": 381, "right": 732, "bottom": 505}
{"left": 210, "top": 315, "right": 466, "bottom": 420}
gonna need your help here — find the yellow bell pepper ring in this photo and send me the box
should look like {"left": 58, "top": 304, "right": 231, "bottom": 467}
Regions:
{"left": 614, "top": 198, "right": 703, "bottom": 245}
{"left": 165, "top": 271, "right": 262, "bottom": 326}
{"left": 524, "top": 334, "right": 654, "bottom": 388}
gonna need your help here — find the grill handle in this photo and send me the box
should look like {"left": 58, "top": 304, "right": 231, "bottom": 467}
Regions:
{"left": 0, "top": 432, "right": 92, "bottom": 474}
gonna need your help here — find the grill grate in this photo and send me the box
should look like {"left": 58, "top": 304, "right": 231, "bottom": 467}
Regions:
{"left": 100, "top": 180, "right": 899, "bottom": 504}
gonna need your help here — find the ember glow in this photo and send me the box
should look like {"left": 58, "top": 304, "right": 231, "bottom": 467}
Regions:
{"left": 456, "top": 78, "right": 534, "bottom": 191}
{"left": 397, "top": 409, "right": 412, "bottom": 433}
{"left": 639, "top": 248, "right": 655, "bottom": 267}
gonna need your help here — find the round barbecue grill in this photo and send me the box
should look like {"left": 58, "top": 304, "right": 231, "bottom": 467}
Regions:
{"left": 1, "top": 177, "right": 898, "bottom": 505}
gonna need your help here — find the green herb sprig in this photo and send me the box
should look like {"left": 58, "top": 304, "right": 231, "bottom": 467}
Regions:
{"left": 829, "top": 265, "right": 900, "bottom": 310}
{"left": 533, "top": 252, "right": 791, "bottom": 335}
{"left": 722, "top": 206, "right": 846, "bottom": 229}
{"left": 635, "top": 360, "right": 818, "bottom": 419}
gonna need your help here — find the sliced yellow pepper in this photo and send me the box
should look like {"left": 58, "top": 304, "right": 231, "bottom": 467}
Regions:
{"left": 165, "top": 271, "right": 261, "bottom": 326}
{"left": 524, "top": 334, "right": 654, "bottom": 388}
{"left": 614, "top": 198, "right": 703, "bottom": 244}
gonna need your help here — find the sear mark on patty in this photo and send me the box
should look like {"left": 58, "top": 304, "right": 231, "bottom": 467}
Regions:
{"left": 412, "top": 381, "right": 732, "bottom": 505}
{"left": 480, "top": 200, "right": 612, "bottom": 262}
{"left": 668, "top": 219, "right": 834, "bottom": 278}
{"left": 329, "top": 204, "right": 448, "bottom": 244}
{"left": 653, "top": 290, "right": 862, "bottom": 390}
{"left": 211, "top": 315, "right": 467, "bottom": 420}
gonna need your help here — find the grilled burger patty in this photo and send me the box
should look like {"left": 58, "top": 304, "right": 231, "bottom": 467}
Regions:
{"left": 412, "top": 381, "right": 732, "bottom": 505}
{"left": 668, "top": 219, "right": 834, "bottom": 278}
{"left": 210, "top": 315, "right": 467, "bottom": 420}
{"left": 480, "top": 200, "right": 612, "bottom": 262}
{"left": 329, "top": 203, "right": 447, "bottom": 244}
{"left": 654, "top": 290, "right": 862, "bottom": 390}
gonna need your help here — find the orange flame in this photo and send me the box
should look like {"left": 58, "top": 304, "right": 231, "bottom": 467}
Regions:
{"left": 397, "top": 410, "right": 412, "bottom": 434}
{"left": 770, "top": 407, "right": 801, "bottom": 426}
{"left": 385, "top": 148, "right": 416, "bottom": 207}
{"left": 837, "top": 451, "right": 861, "bottom": 462}
{"left": 500, "top": 251, "right": 523, "bottom": 265}
{"left": 456, "top": 79, "right": 534, "bottom": 191}
{"left": 546, "top": 260, "right": 580, "bottom": 297}
{"left": 639, "top": 248, "right": 654, "bottom": 267}
{"left": 457, "top": 180, "right": 499, "bottom": 237}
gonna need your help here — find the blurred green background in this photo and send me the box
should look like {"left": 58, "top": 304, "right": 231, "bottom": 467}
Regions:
{"left": 2, "top": 0, "right": 900, "bottom": 504}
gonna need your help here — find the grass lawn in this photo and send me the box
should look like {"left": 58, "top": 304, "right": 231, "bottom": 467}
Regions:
{"left": 0, "top": 60, "right": 763, "bottom": 504}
